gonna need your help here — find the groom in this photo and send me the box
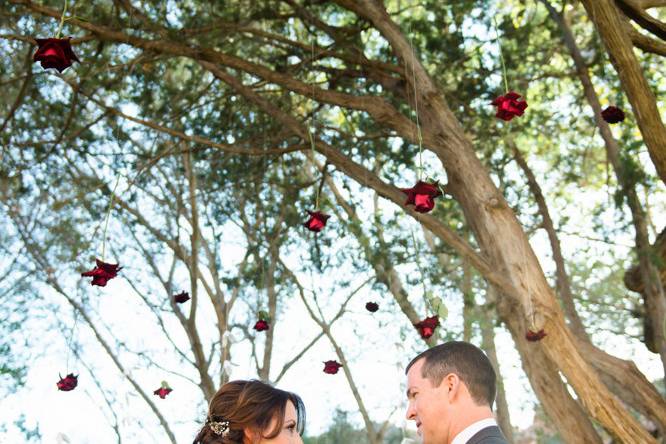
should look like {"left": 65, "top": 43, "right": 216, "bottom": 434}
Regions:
{"left": 405, "top": 341, "right": 508, "bottom": 444}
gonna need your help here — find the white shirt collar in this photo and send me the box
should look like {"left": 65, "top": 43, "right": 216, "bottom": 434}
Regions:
{"left": 450, "top": 418, "right": 497, "bottom": 444}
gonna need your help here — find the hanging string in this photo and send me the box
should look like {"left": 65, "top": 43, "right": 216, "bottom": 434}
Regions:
{"left": 407, "top": 24, "right": 425, "bottom": 181}
{"left": 492, "top": 15, "right": 509, "bottom": 94}
{"left": 65, "top": 309, "right": 79, "bottom": 372}
{"left": 55, "top": 0, "right": 69, "bottom": 39}
{"left": 100, "top": 174, "right": 121, "bottom": 261}
{"left": 307, "top": 8, "right": 321, "bottom": 210}
{"left": 410, "top": 229, "right": 430, "bottom": 310}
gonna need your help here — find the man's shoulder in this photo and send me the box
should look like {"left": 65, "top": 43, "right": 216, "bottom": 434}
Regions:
{"left": 467, "top": 425, "right": 509, "bottom": 444}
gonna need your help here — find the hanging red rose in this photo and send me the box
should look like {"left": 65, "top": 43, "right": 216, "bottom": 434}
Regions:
{"left": 33, "top": 38, "right": 80, "bottom": 73}
{"left": 525, "top": 329, "right": 547, "bottom": 342}
{"left": 401, "top": 181, "right": 442, "bottom": 213}
{"left": 601, "top": 106, "right": 625, "bottom": 124}
{"left": 365, "top": 302, "right": 379, "bottom": 312}
{"left": 414, "top": 316, "right": 439, "bottom": 340}
{"left": 323, "top": 360, "right": 342, "bottom": 374}
{"left": 173, "top": 291, "right": 190, "bottom": 304}
{"left": 81, "top": 259, "right": 122, "bottom": 287}
{"left": 303, "top": 210, "right": 330, "bottom": 232}
{"left": 253, "top": 319, "right": 270, "bottom": 332}
{"left": 153, "top": 385, "right": 173, "bottom": 399}
{"left": 57, "top": 373, "right": 78, "bottom": 391}
{"left": 491, "top": 91, "right": 528, "bottom": 121}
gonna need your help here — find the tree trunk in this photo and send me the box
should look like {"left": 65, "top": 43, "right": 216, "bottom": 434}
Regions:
{"left": 513, "top": 144, "right": 666, "bottom": 432}
{"left": 480, "top": 291, "right": 515, "bottom": 443}
{"left": 333, "top": 1, "right": 657, "bottom": 441}
{"left": 543, "top": 0, "right": 666, "bottom": 375}
{"left": 495, "top": 291, "right": 603, "bottom": 444}
{"left": 511, "top": 141, "right": 588, "bottom": 340}
{"left": 578, "top": 0, "right": 666, "bottom": 187}
{"left": 462, "top": 258, "right": 474, "bottom": 343}
{"left": 259, "top": 246, "right": 279, "bottom": 381}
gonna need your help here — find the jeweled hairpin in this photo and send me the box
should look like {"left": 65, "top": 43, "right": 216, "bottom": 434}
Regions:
{"left": 208, "top": 419, "right": 230, "bottom": 436}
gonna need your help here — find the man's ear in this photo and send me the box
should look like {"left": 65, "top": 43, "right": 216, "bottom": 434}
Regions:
{"left": 443, "top": 373, "right": 461, "bottom": 401}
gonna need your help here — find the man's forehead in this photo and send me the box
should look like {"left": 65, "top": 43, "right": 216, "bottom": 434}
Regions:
{"left": 407, "top": 357, "right": 425, "bottom": 377}
{"left": 406, "top": 361, "right": 427, "bottom": 389}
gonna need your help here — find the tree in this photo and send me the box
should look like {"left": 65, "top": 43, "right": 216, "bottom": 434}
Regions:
{"left": 1, "top": 0, "right": 664, "bottom": 442}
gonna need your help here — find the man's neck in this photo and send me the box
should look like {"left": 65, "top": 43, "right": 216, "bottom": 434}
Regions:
{"left": 447, "top": 406, "right": 494, "bottom": 444}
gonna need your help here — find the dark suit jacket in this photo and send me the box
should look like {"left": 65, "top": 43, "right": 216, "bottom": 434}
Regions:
{"left": 466, "top": 425, "right": 509, "bottom": 444}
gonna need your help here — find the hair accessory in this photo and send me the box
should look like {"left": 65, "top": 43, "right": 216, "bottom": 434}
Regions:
{"left": 206, "top": 417, "right": 230, "bottom": 436}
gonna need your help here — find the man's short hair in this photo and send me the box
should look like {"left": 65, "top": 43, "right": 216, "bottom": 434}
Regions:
{"left": 406, "top": 341, "right": 496, "bottom": 408}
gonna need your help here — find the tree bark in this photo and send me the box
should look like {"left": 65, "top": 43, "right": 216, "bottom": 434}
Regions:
{"left": 479, "top": 293, "right": 515, "bottom": 443}
{"left": 462, "top": 258, "right": 474, "bottom": 343}
{"left": 578, "top": 0, "right": 666, "bottom": 187}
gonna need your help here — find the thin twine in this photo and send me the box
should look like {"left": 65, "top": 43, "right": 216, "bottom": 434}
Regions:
{"left": 100, "top": 174, "right": 121, "bottom": 261}
{"left": 407, "top": 24, "right": 424, "bottom": 181}
{"left": 410, "top": 229, "right": 430, "bottom": 311}
{"left": 65, "top": 310, "right": 79, "bottom": 372}
{"left": 55, "top": 0, "right": 69, "bottom": 39}
{"left": 307, "top": 10, "right": 320, "bottom": 210}
{"left": 492, "top": 15, "right": 509, "bottom": 94}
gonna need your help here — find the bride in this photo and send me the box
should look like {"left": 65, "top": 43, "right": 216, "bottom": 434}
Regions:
{"left": 193, "top": 379, "right": 306, "bottom": 444}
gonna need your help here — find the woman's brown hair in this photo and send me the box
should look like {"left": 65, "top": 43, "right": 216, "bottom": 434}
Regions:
{"left": 193, "top": 379, "right": 306, "bottom": 444}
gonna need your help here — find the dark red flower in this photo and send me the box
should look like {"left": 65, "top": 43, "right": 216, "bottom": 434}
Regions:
{"left": 401, "top": 181, "right": 442, "bottom": 213}
{"left": 365, "top": 302, "right": 379, "bottom": 312}
{"left": 323, "top": 360, "right": 342, "bottom": 374}
{"left": 601, "top": 106, "right": 625, "bottom": 124}
{"left": 57, "top": 373, "right": 78, "bottom": 391}
{"left": 33, "top": 38, "right": 80, "bottom": 73}
{"left": 173, "top": 291, "right": 190, "bottom": 304}
{"left": 303, "top": 210, "right": 330, "bottom": 232}
{"left": 153, "top": 387, "right": 173, "bottom": 399}
{"left": 491, "top": 91, "right": 528, "bottom": 121}
{"left": 253, "top": 319, "right": 270, "bottom": 332}
{"left": 526, "top": 329, "right": 547, "bottom": 342}
{"left": 414, "top": 316, "right": 439, "bottom": 339}
{"left": 81, "top": 259, "right": 122, "bottom": 287}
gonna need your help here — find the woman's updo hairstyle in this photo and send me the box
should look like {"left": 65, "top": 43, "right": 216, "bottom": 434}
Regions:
{"left": 193, "top": 379, "right": 306, "bottom": 444}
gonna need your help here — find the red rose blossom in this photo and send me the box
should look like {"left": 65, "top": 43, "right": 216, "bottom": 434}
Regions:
{"left": 153, "top": 387, "right": 173, "bottom": 399}
{"left": 57, "top": 373, "right": 78, "bottom": 391}
{"left": 601, "top": 106, "right": 625, "bottom": 124}
{"left": 253, "top": 319, "right": 270, "bottom": 332}
{"left": 81, "top": 259, "right": 122, "bottom": 287}
{"left": 365, "top": 302, "right": 379, "bottom": 312}
{"left": 526, "top": 329, "right": 547, "bottom": 342}
{"left": 401, "top": 181, "right": 442, "bottom": 213}
{"left": 323, "top": 360, "right": 342, "bottom": 374}
{"left": 173, "top": 291, "right": 190, "bottom": 304}
{"left": 33, "top": 38, "right": 80, "bottom": 72}
{"left": 491, "top": 91, "right": 528, "bottom": 121}
{"left": 414, "top": 316, "right": 439, "bottom": 339}
{"left": 303, "top": 210, "right": 330, "bottom": 232}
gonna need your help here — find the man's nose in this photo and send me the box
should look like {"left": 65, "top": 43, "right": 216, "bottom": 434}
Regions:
{"left": 405, "top": 402, "right": 416, "bottom": 420}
